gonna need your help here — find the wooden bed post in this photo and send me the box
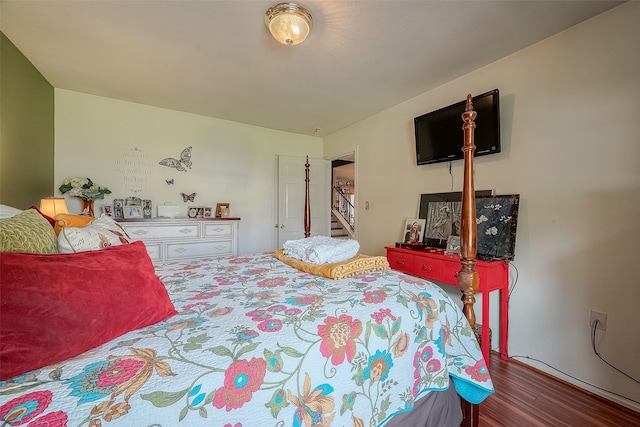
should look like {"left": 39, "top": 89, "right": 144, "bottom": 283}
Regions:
{"left": 304, "top": 156, "right": 311, "bottom": 238}
{"left": 458, "top": 95, "right": 479, "bottom": 335}
{"left": 458, "top": 95, "right": 480, "bottom": 427}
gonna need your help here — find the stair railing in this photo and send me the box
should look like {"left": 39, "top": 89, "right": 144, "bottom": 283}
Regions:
{"left": 332, "top": 186, "right": 355, "bottom": 231}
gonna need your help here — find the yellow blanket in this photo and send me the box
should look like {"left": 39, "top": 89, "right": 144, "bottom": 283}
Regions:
{"left": 273, "top": 248, "right": 390, "bottom": 280}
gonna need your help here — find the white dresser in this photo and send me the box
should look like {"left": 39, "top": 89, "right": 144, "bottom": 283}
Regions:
{"left": 118, "top": 218, "right": 240, "bottom": 263}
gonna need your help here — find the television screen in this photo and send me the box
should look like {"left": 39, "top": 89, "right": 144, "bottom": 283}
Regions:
{"left": 415, "top": 89, "right": 501, "bottom": 165}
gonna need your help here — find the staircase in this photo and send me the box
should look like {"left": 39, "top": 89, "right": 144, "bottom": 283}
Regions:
{"left": 331, "top": 210, "right": 354, "bottom": 239}
{"left": 331, "top": 212, "right": 349, "bottom": 238}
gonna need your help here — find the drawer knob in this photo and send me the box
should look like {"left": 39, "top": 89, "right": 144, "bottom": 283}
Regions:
{"left": 396, "top": 259, "right": 405, "bottom": 265}
{"left": 422, "top": 265, "right": 432, "bottom": 271}
{"left": 178, "top": 228, "right": 194, "bottom": 234}
{"left": 131, "top": 229, "right": 149, "bottom": 236}
{"left": 174, "top": 247, "right": 187, "bottom": 253}
{"left": 212, "top": 227, "right": 224, "bottom": 232}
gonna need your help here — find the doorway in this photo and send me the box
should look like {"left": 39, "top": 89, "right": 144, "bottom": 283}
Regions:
{"left": 331, "top": 152, "right": 356, "bottom": 239}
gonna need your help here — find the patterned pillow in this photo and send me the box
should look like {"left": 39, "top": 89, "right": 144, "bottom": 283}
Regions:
{"left": 53, "top": 213, "right": 94, "bottom": 236}
{"left": 58, "top": 214, "right": 132, "bottom": 253}
{"left": 0, "top": 209, "right": 58, "bottom": 254}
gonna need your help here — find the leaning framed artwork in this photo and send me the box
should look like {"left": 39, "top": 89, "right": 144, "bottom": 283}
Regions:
{"left": 419, "top": 190, "right": 492, "bottom": 248}
{"left": 475, "top": 194, "right": 520, "bottom": 261}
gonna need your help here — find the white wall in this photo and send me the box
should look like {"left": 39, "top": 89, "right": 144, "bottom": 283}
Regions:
{"left": 324, "top": 2, "right": 640, "bottom": 410}
{"left": 54, "top": 89, "right": 322, "bottom": 255}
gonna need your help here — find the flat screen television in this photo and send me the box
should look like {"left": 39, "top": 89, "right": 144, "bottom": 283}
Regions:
{"left": 415, "top": 89, "right": 501, "bottom": 165}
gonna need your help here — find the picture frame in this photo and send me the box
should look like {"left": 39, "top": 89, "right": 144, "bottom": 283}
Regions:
{"left": 215, "top": 203, "right": 230, "bottom": 218}
{"left": 403, "top": 218, "right": 426, "bottom": 244}
{"left": 142, "top": 199, "right": 152, "bottom": 219}
{"left": 203, "top": 207, "right": 213, "bottom": 218}
{"left": 475, "top": 194, "right": 520, "bottom": 261}
{"left": 102, "top": 204, "right": 114, "bottom": 218}
{"left": 187, "top": 206, "right": 204, "bottom": 218}
{"left": 113, "top": 199, "right": 124, "bottom": 219}
{"left": 445, "top": 235, "right": 461, "bottom": 255}
{"left": 124, "top": 205, "right": 143, "bottom": 219}
{"left": 418, "top": 190, "right": 492, "bottom": 248}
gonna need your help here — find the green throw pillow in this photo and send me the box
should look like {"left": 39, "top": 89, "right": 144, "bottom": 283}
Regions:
{"left": 0, "top": 209, "right": 58, "bottom": 254}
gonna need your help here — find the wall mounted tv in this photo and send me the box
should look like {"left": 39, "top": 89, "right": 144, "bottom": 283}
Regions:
{"left": 415, "top": 89, "right": 501, "bottom": 165}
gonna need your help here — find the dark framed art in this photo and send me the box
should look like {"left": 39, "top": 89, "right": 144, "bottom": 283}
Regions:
{"left": 475, "top": 194, "right": 520, "bottom": 261}
{"left": 419, "top": 190, "right": 492, "bottom": 248}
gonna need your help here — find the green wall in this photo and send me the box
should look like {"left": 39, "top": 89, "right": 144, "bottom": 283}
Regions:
{"left": 1, "top": 32, "right": 54, "bottom": 209}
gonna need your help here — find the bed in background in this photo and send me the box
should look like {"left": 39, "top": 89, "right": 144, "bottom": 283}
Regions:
{"left": 0, "top": 95, "right": 490, "bottom": 426}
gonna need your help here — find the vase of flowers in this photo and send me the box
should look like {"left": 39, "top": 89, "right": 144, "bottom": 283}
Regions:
{"left": 59, "top": 177, "right": 111, "bottom": 217}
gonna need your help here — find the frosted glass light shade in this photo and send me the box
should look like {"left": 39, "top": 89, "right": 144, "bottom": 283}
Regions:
{"left": 265, "top": 2, "right": 313, "bottom": 46}
{"left": 40, "top": 197, "right": 69, "bottom": 217}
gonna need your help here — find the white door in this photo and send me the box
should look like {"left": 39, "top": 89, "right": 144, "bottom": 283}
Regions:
{"left": 276, "top": 155, "right": 330, "bottom": 248}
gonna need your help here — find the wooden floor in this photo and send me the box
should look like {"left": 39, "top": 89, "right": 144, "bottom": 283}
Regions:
{"left": 480, "top": 352, "right": 640, "bottom": 427}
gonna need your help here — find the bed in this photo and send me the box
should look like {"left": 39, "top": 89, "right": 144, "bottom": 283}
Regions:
{"left": 0, "top": 95, "right": 490, "bottom": 426}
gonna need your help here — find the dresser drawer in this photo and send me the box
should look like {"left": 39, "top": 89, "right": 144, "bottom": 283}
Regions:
{"left": 118, "top": 219, "right": 239, "bottom": 263}
{"left": 166, "top": 240, "right": 234, "bottom": 261}
{"left": 141, "top": 242, "right": 162, "bottom": 263}
{"left": 203, "top": 222, "right": 235, "bottom": 238}
{"left": 123, "top": 223, "right": 200, "bottom": 240}
{"left": 414, "top": 257, "right": 442, "bottom": 279}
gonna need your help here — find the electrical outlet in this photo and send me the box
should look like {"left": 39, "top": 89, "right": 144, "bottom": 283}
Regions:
{"left": 590, "top": 310, "right": 607, "bottom": 331}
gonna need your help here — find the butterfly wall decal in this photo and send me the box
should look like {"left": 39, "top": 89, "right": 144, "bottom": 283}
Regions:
{"left": 181, "top": 192, "right": 196, "bottom": 202}
{"left": 159, "top": 146, "right": 192, "bottom": 172}
{"left": 165, "top": 179, "right": 174, "bottom": 185}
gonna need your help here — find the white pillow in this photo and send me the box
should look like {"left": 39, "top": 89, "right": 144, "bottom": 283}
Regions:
{"left": 0, "top": 204, "right": 23, "bottom": 218}
{"left": 58, "top": 214, "right": 132, "bottom": 253}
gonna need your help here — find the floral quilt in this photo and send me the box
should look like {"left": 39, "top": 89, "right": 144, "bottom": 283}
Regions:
{"left": 0, "top": 252, "right": 493, "bottom": 426}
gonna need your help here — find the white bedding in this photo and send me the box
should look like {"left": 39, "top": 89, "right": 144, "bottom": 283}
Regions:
{"left": 283, "top": 235, "right": 360, "bottom": 264}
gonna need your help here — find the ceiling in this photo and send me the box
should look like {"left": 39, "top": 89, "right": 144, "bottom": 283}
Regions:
{"left": 0, "top": 1, "right": 624, "bottom": 137}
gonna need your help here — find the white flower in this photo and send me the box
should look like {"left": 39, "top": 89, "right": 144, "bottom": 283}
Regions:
{"left": 59, "top": 177, "right": 111, "bottom": 201}
{"left": 485, "top": 226, "right": 498, "bottom": 236}
{"left": 476, "top": 215, "right": 488, "bottom": 224}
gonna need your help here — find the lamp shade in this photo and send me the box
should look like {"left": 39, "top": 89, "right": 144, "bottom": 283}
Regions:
{"left": 40, "top": 197, "right": 69, "bottom": 218}
{"left": 265, "top": 2, "right": 313, "bottom": 46}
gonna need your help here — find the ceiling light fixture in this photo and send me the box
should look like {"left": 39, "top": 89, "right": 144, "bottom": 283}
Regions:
{"left": 265, "top": 2, "right": 313, "bottom": 46}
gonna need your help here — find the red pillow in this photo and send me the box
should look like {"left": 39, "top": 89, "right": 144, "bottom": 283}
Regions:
{"left": 28, "top": 205, "right": 56, "bottom": 227}
{"left": 0, "top": 241, "right": 177, "bottom": 381}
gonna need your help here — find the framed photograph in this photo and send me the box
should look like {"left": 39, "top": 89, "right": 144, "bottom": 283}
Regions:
{"left": 143, "top": 200, "right": 152, "bottom": 219}
{"left": 124, "top": 205, "right": 143, "bottom": 219}
{"left": 403, "top": 218, "right": 426, "bottom": 244}
{"left": 113, "top": 199, "right": 124, "bottom": 219}
{"left": 445, "top": 235, "right": 461, "bottom": 255}
{"left": 187, "top": 206, "right": 203, "bottom": 218}
{"left": 215, "top": 203, "right": 230, "bottom": 218}
{"left": 418, "top": 190, "right": 492, "bottom": 248}
{"left": 203, "top": 207, "right": 213, "bottom": 218}
{"left": 475, "top": 194, "right": 520, "bottom": 261}
{"left": 102, "top": 204, "right": 114, "bottom": 218}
